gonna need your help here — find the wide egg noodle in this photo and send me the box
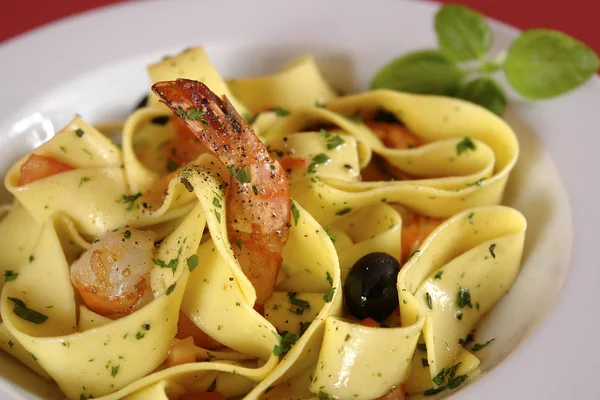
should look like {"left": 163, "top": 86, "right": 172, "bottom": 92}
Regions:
{"left": 146, "top": 47, "right": 248, "bottom": 117}
{"left": 4, "top": 116, "right": 192, "bottom": 237}
{"left": 256, "top": 201, "right": 416, "bottom": 400}
{"left": 261, "top": 90, "right": 519, "bottom": 223}
{"left": 404, "top": 345, "right": 480, "bottom": 396}
{"left": 305, "top": 204, "right": 425, "bottom": 399}
{"left": 102, "top": 181, "right": 342, "bottom": 399}
{"left": 243, "top": 201, "right": 343, "bottom": 399}
{"left": 121, "top": 107, "right": 177, "bottom": 194}
{"left": 0, "top": 203, "right": 42, "bottom": 292}
{"left": 398, "top": 206, "right": 526, "bottom": 388}
{"left": 227, "top": 55, "right": 339, "bottom": 113}
{"left": 1, "top": 205, "right": 196, "bottom": 399}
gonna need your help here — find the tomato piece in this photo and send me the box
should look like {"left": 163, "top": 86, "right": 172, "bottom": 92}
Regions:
{"left": 165, "top": 336, "right": 196, "bottom": 368}
{"left": 360, "top": 317, "right": 381, "bottom": 328}
{"left": 279, "top": 157, "right": 308, "bottom": 172}
{"left": 176, "top": 311, "right": 222, "bottom": 350}
{"left": 401, "top": 215, "right": 444, "bottom": 262}
{"left": 18, "top": 154, "right": 74, "bottom": 186}
{"left": 376, "top": 386, "right": 406, "bottom": 399}
{"left": 181, "top": 392, "right": 227, "bottom": 400}
{"left": 365, "top": 121, "right": 422, "bottom": 149}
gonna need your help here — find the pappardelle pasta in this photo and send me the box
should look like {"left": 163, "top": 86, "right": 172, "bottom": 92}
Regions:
{"left": 0, "top": 47, "right": 526, "bottom": 400}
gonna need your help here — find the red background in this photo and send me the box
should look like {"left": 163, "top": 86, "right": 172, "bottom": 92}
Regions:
{"left": 0, "top": 0, "right": 598, "bottom": 55}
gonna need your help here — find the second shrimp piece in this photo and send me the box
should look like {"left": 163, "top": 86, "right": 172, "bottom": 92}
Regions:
{"left": 70, "top": 227, "right": 156, "bottom": 318}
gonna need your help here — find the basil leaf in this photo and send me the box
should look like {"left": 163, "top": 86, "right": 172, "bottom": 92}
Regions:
{"left": 504, "top": 29, "right": 600, "bottom": 99}
{"left": 457, "top": 78, "right": 506, "bottom": 115}
{"left": 371, "top": 50, "right": 463, "bottom": 96}
{"left": 435, "top": 4, "right": 493, "bottom": 61}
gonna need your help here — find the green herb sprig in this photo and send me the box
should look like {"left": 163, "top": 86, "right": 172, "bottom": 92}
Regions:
{"left": 371, "top": 4, "right": 599, "bottom": 115}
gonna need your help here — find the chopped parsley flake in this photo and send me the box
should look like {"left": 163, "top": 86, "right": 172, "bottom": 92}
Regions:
{"left": 425, "top": 292, "right": 433, "bottom": 309}
{"left": 291, "top": 201, "right": 300, "bottom": 226}
{"left": 468, "top": 212, "right": 474, "bottom": 225}
{"left": 273, "top": 331, "right": 298, "bottom": 356}
{"left": 271, "top": 106, "right": 290, "bottom": 117}
{"left": 123, "top": 230, "right": 131, "bottom": 240}
{"left": 456, "top": 137, "right": 476, "bottom": 155}
{"left": 7, "top": 297, "right": 48, "bottom": 324}
{"left": 290, "top": 297, "right": 310, "bottom": 310}
{"left": 4, "top": 270, "right": 18, "bottom": 282}
{"left": 186, "top": 254, "right": 199, "bottom": 272}
{"left": 434, "top": 270, "right": 444, "bottom": 280}
{"left": 235, "top": 239, "right": 243, "bottom": 250}
{"left": 457, "top": 287, "right": 473, "bottom": 308}
{"left": 335, "top": 207, "right": 352, "bottom": 216}
{"left": 326, "top": 271, "right": 333, "bottom": 287}
{"left": 79, "top": 176, "right": 90, "bottom": 187}
{"left": 466, "top": 178, "right": 485, "bottom": 187}
{"left": 135, "top": 331, "right": 145, "bottom": 340}
{"left": 228, "top": 165, "right": 251, "bottom": 183}
{"left": 299, "top": 322, "right": 311, "bottom": 336}
{"left": 166, "top": 283, "right": 176, "bottom": 296}
{"left": 471, "top": 338, "right": 495, "bottom": 352}
{"left": 75, "top": 128, "right": 85, "bottom": 138}
{"left": 321, "top": 129, "right": 345, "bottom": 150}
{"left": 29, "top": 255, "right": 34, "bottom": 263}
{"left": 323, "top": 287, "right": 336, "bottom": 303}
{"left": 122, "top": 193, "right": 142, "bottom": 211}
{"left": 152, "top": 247, "right": 182, "bottom": 275}
{"left": 252, "top": 185, "right": 259, "bottom": 195}
{"left": 325, "top": 225, "right": 336, "bottom": 242}
{"left": 176, "top": 106, "right": 208, "bottom": 124}
{"left": 111, "top": 365, "right": 119, "bottom": 378}
{"left": 308, "top": 153, "right": 331, "bottom": 174}
{"left": 318, "top": 391, "right": 334, "bottom": 400}
{"left": 407, "top": 250, "right": 420, "bottom": 261}
{"left": 459, "top": 333, "right": 475, "bottom": 346}
{"left": 489, "top": 243, "right": 496, "bottom": 258}
{"left": 213, "top": 197, "right": 221, "bottom": 208}
{"left": 214, "top": 210, "right": 222, "bottom": 223}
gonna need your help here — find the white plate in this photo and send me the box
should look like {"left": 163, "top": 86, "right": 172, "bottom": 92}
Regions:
{"left": 0, "top": 0, "right": 597, "bottom": 399}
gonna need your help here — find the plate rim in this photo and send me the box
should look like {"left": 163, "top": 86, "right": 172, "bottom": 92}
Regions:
{"left": 0, "top": 0, "right": 598, "bottom": 399}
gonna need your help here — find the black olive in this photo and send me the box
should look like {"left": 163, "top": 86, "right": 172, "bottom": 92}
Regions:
{"left": 344, "top": 252, "right": 400, "bottom": 322}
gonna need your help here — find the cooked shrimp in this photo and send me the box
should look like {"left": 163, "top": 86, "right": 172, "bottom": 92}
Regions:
{"left": 152, "top": 79, "right": 291, "bottom": 307}
{"left": 18, "top": 154, "right": 74, "bottom": 186}
{"left": 401, "top": 212, "right": 444, "bottom": 263}
{"left": 70, "top": 227, "right": 156, "bottom": 318}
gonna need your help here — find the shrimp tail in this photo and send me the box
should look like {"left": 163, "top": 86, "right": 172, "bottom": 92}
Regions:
{"left": 152, "top": 79, "right": 244, "bottom": 161}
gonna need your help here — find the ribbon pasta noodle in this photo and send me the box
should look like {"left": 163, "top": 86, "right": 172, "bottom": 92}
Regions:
{"left": 0, "top": 46, "right": 526, "bottom": 400}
